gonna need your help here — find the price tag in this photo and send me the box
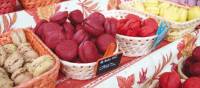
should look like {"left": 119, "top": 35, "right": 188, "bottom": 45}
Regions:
{"left": 95, "top": 53, "right": 123, "bottom": 75}
{"left": 153, "top": 21, "right": 169, "bottom": 49}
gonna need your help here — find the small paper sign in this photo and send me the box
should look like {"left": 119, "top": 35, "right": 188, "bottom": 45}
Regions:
{"left": 96, "top": 53, "right": 123, "bottom": 75}
{"left": 153, "top": 21, "right": 169, "bottom": 49}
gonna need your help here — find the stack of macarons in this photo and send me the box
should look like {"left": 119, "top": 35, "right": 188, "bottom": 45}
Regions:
{"left": 0, "top": 30, "right": 54, "bottom": 87}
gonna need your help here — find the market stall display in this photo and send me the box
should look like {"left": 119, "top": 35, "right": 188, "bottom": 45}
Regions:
{"left": 0, "top": 0, "right": 199, "bottom": 88}
{"left": 119, "top": 0, "right": 200, "bottom": 42}
{"left": 0, "top": 29, "right": 60, "bottom": 88}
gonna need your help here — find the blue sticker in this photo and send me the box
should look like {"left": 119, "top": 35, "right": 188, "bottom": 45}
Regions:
{"left": 152, "top": 21, "right": 169, "bottom": 49}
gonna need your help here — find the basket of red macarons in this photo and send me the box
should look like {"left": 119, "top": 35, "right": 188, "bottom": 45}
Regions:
{"left": 102, "top": 10, "right": 161, "bottom": 57}
{"left": 34, "top": 10, "right": 119, "bottom": 80}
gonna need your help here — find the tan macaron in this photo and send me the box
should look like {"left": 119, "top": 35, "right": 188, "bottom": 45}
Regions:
{"left": 4, "top": 52, "right": 24, "bottom": 73}
{"left": 0, "top": 67, "right": 9, "bottom": 79}
{"left": 0, "top": 77, "right": 14, "bottom": 88}
{"left": 10, "top": 30, "right": 27, "bottom": 46}
{"left": 17, "top": 43, "right": 32, "bottom": 53}
{"left": 0, "top": 67, "right": 13, "bottom": 88}
{"left": 11, "top": 67, "right": 33, "bottom": 85}
{"left": 16, "top": 30, "right": 27, "bottom": 43}
{"left": 28, "top": 55, "right": 54, "bottom": 77}
{"left": 3, "top": 44, "right": 17, "bottom": 55}
{"left": 17, "top": 43, "right": 39, "bottom": 63}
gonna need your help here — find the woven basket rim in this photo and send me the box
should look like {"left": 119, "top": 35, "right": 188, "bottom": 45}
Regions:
{"left": 116, "top": 34, "right": 157, "bottom": 40}
{"left": 101, "top": 10, "right": 147, "bottom": 19}
{"left": 60, "top": 60, "right": 96, "bottom": 66}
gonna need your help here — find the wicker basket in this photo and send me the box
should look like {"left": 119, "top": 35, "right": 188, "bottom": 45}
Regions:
{"left": 119, "top": 1, "right": 200, "bottom": 42}
{"left": 19, "top": 0, "right": 61, "bottom": 9}
{"left": 102, "top": 10, "right": 157, "bottom": 57}
{"left": 0, "top": 0, "right": 16, "bottom": 14}
{"left": 60, "top": 60, "right": 96, "bottom": 80}
{"left": 0, "top": 29, "right": 60, "bottom": 88}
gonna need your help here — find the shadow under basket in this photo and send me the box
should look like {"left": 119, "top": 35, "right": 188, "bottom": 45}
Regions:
{"left": 0, "top": 29, "right": 60, "bottom": 88}
{"left": 19, "top": 0, "right": 61, "bottom": 9}
{"left": 0, "top": 0, "right": 16, "bottom": 14}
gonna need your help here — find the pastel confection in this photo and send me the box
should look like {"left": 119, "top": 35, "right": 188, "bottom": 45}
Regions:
{"left": 188, "top": 6, "right": 200, "bottom": 20}
{"left": 63, "top": 22, "right": 75, "bottom": 40}
{"left": 179, "top": 0, "right": 187, "bottom": 5}
{"left": 144, "top": 0, "right": 159, "bottom": 7}
{"left": 159, "top": 3, "right": 171, "bottom": 17}
{"left": 183, "top": 77, "right": 200, "bottom": 88}
{"left": 163, "top": 5, "right": 179, "bottom": 21}
{"left": 96, "top": 34, "right": 116, "bottom": 52}
{"left": 0, "top": 67, "right": 13, "bottom": 88}
{"left": 11, "top": 31, "right": 21, "bottom": 45}
{"left": 0, "top": 77, "right": 13, "bottom": 88}
{"left": 73, "top": 30, "right": 90, "bottom": 44}
{"left": 50, "top": 11, "right": 68, "bottom": 24}
{"left": 11, "top": 68, "right": 33, "bottom": 85}
{"left": 17, "top": 30, "right": 27, "bottom": 43}
{"left": 159, "top": 72, "right": 181, "bottom": 88}
{"left": 79, "top": 41, "right": 100, "bottom": 63}
{"left": 187, "top": 0, "right": 197, "bottom": 6}
{"left": 104, "top": 18, "right": 118, "bottom": 35}
{"left": 4, "top": 52, "right": 24, "bottom": 73}
{"left": 0, "top": 67, "right": 8, "bottom": 78}
{"left": 17, "top": 43, "right": 39, "bottom": 63}
{"left": 0, "top": 46, "right": 7, "bottom": 66}
{"left": 28, "top": 55, "right": 54, "bottom": 77}
{"left": 17, "top": 43, "right": 32, "bottom": 53}
{"left": 11, "top": 30, "right": 27, "bottom": 46}
{"left": 171, "top": 0, "right": 179, "bottom": 3}
{"left": 84, "top": 12, "right": 105, "bottom": 36}
{"left": 3, "top": 44, "right": 17, "bottom": 55}
{"left": 197, "top": 0, "right": 200, "bottom": 6}
{"left": 69, "top": 10, "right": 84, "bottom": 24}
{"left": 133, "top": 2, "right": 145, "bottom": 12}
{"left": 178, "top": 8, "right": 188, "bottom": 22}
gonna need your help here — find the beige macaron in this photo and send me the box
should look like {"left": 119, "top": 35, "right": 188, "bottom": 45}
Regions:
{"left": 28, "top": 55, "right": 54, "bottom": 77}
{"left": 0, "top": 67, "right": 9, "bottom": 79}
{"left": 17, "top": 43, "right": 32, "bottom": 53}
{"left": 11, "top": 67, "right": 33, "bottom": 85}
{"left": 0, "top": 77, "right": 14, "bottom": 88}
{"left": 0, "top": 67, "right": 13, "bottom": 88}
{"left": 0, "top": 46, "right": 7, "bottom": 66}
{"left": 4, "top": 52, "right": 24, "bottom": 73}
{"left": 17, "top": 43, "right": 39, "bottom": 63}
{"left": 3, "top": 44, "right": 17, "bottom": 55}
{"left": 11, "top": 30, "right": 27, "bottom": 46}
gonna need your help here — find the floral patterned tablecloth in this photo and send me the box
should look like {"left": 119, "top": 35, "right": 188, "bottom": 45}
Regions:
{"left": 0, "top": 0, "right": 199, "bottom": 88}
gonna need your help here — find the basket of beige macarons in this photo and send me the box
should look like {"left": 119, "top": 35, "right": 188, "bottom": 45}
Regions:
{"left": 0, "top": 29, "right": 60, "bottom": 88}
